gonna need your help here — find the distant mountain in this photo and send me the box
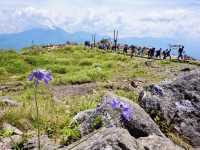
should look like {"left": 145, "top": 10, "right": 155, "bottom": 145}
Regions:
{"left": 0, "top": 27, "right": 107, "bottom": 50}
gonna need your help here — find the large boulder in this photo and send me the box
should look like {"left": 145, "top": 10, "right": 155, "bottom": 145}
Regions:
{"left": 0, "top": 135, "right": 23, "bottom": 150}
{"left": 139, "top": 70, "right": 200, "bottom": 148}
{"left": 137, "top": 134, "right": 183, "bottom": 150}
{"left": 23, "top": 135, "right": 61, "bottom": 150}
{"left": 72, "top": 93, "right": 164, "bottom": 138}
{"left": 65, "top": 127, "right": 142, "bottom": 150}
{"left": 65, "top": 127, "right": 183, "bottom": 150}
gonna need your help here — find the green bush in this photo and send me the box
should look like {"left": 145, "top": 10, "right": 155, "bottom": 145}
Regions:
{"left": 54, "top": 72, "right": 92, "bottom": 85}
{"left": 103, "top": 61, "right": 113, "bottom": 69}
{"left": 91, "top": 116, "right": 103, "bottom": 129}
{"left": 60, "top": 127, "right": 81, "bottom": 145}
{"left": 0, "top": 129, "right": 13, "bottom": 138}
{"left": 0, "top": 67, "right": 7, "bottom": 75}
{"left": 115, "top": 55, "right": 128, "bottom": 62}
{"left": 115, "top": 90, "right": 138, "bottom": 102}
{"left": 79, "top": 59, "right": 93, "bottom": 66}
{"left": 46, "top": 65, "right": 67, "bottom": 74}
{"left": 86, "top": 69, "right": 109, "bottom": 81}
{"left": 54, "top": 58, "right": 71, "bottom": 65}
{"left": 160, "top": 60, "right": 171, "bottom": 65}
{"left": 24, "top": 56, "right": 50, "bottom": 66}
{"left": 130, "top": 70, "right": 146, "bottom": 78}
{"left": 5, "top": 60, "right": 30, "bottom": 74}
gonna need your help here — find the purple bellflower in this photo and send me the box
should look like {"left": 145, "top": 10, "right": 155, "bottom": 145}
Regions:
{"left": 28, "top": 69, "right": 52, "bottom": 150}
{"left": 111, "top": 99, "right": 120, "bottom": 108}
{"left": 111, "top": 99, "right": 133, "bottom": 121}
{"left": 28, "top": 69, "right": 52, "bottom": 85}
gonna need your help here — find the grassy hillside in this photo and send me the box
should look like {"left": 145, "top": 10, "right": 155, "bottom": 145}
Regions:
{"left": 0, "top": 45, "right": 199, "bottom": 146}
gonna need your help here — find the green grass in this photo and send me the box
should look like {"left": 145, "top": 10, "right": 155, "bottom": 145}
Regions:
{"left": 0, "top": 129, "right": 13, "bottom": 138}
{"left": 114, "top": 90, "right": 138, "bottom": 102}
{"left": 0, "top": 84, "right": 102, "bottom": 144}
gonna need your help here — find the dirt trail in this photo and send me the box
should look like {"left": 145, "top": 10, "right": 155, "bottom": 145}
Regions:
{"left": 51, "top": 82, "right": 96, "bottom": 101}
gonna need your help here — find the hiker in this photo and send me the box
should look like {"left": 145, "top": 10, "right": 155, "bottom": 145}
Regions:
{"left": 163, "top": 49, "right": 167, "bottom": 59}
{"left": 178, "top": 46, "right": 184, "bottom": 60}
{"left": 149, "top": 47, "right": 155, "bottom": 58}
{"left": 156, "top": 48, "right": 162, "bottom": 59}
{"left": 123, "top": 44, "right": 128, "bottom": 54}
{"left": 138, "top": 47, "right": 144, "bottom": 57}
{"left": 130, "top": 45, "right": 136, "bottom": 58}
{"left": 152, "top": 48, "right": 156, "bottom": 57}
{"left": 84, "top": 41, "right": 90, "bottom": 48}
{"left": 166, "top": 49, "right": 172, "bottom": 60}
{"left": 148, "top": 48, "right": 152, "bottom": 58}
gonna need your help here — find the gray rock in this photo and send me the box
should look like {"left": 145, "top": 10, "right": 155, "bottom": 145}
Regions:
{"left": 73, "top": 93, "right": 164, "bottom": 138}
{"left": 0, "top": 135, "right": 23, "bottom": 150}
{"left": 72, "top": 109, "right": 95, "bottom": 124}
{"left": 65, "top": 127, "right": 143, "bottom": 150}
{"left": 65, "top": 127, "right": 183, "bottom": 150}
{"left": 137, "top": 134, "right": 183, "bottom": 150}
{"left": 2, "top": 123, "right": 23, "bottom": 135}
{"left": 23, "top": 135, "right": 61, "bottom": 150}
{"left": 0, "top": 96, "right": 20, "bottom": 107}
{"left": 139, "top": 70, "right": 200, "bottom": 148}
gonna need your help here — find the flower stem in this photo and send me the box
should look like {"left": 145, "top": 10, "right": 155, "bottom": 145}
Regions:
{"left": 34, "top": 83, "right": 41, "bottom": 150}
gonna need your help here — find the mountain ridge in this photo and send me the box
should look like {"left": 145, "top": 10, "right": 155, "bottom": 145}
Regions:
{"left": 0, "top": 27, "right": 199, "bottom": 59}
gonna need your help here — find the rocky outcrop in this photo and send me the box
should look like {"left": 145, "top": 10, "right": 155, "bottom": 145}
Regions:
{"left": 0, "top": 82, "right": 24, "bottom": 93}
{"left": 52, "top": 83, "right": 96, "bottom": 102}
{"left": 23, "top": 135, "right": 61, "bottom": 150}
{"left": 72, "top": 93, "right": 164, "bottom": 138}
{"left": 104, "top": 78, "right": 145, "bottom": 93}
{"left": 0, "top": 135, "right": 23, "bottom": 150}
{"left": 139, "top": 70, "right": 200, "bottom": 148}
{"left": 65, "top": 127, "right": 183, "bottom": 150}
{"left": 0, "top": 124, "right": 23, "bottom": 149}
{"left": 0, "top": 96, "right": 20, "bottom": 107}
{"left": 65, "top": 127, "right": 142, "bottom": 150}
{"left": 2, "top": 123, "right": 23, "bottom": 135}
{"left": 138, "top": 134, "right": 183, "bottom": 150}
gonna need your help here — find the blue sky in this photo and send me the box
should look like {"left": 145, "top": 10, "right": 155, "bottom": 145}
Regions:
{"left": 0, "top": 0, "right": 200, "bottom": 39}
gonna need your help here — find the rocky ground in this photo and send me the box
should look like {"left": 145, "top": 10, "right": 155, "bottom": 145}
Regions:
{"left": 1, "top": 69, "right": 199, "bottom": 149}
{"left": 52, "top": 83, "right": 97, "bottom": 102}
{"left": 139, "top": 70, "right": 200, "bottom": 148}
{"left": 0, "top": 47, "right": 200, "bottom": 150}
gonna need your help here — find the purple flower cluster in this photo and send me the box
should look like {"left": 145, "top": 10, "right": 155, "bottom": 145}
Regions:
{"left": 28, "top": 69, "right": 52, "bottom": 85}
{"left": 111, "top": 99, "right": 132, "bottom": 121}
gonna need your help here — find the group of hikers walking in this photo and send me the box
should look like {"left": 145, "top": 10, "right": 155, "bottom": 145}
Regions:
{"left": 85, "top": 40, "right": 186, "bottom": 61}
{"left": 129, "top": 46, "right": 172, "bottom": 60}
{"left": 125, "top": 45, "right": 185, "bottom": 60}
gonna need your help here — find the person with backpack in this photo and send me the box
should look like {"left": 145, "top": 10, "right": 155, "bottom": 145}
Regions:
{"left": 166, "top": 49, "right": 172, "bottom": 60}
{"left": 156, "top": 48, "right": 162, "bottom": 59}
{"left": 178, "top": 46, "right": 184, "bottom": 60}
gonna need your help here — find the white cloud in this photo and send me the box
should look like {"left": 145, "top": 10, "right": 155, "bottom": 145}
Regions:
{"left": 0, "top": 0, "right": 200, "bottom": 39}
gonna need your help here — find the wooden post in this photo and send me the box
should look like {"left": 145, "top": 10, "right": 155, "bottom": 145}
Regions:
{"left": 93, "top": 34, "right": 96, "bottom": 48}
{"left": 31, "top": 40, "right": 34, "bottom": 51}
{"left": 91, "top": 34, "right": 96, "bottom": 48}
{"left": 114, "top": 30, "right": 118, "bottom": 52}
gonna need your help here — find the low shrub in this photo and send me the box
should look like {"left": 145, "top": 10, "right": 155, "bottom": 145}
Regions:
{"left": 0, "top": 67, "right": 7, "bottom": 75}
{"left": 79, "top": 59, "right": 93, "bottom": 66}
{"left": 60, "top": 127, "right": 81, "bottom": 145}
{"left": 24, "top": 56, "right": 50, "bottom": 66}
{"left": 5, "top": 60, "right": 30, "bottom": 74}
{"left": 46, "top": 65, "right": 67, "bottom": 74}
